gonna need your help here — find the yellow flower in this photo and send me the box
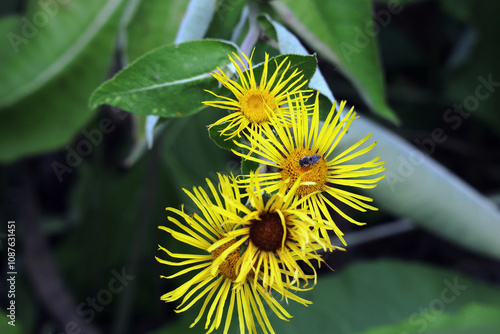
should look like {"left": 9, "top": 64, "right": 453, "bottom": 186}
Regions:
{"left": 233, "top": 93, "right": 385, "bottom": 245}
{"left": 203, "top": 51, "right": 310, "bottom": 140}
{"left": 208, "top": 171, "right": 341, "bottom": 295}
{"left": 156, "top": 174, "right": 311, "bottom": 334}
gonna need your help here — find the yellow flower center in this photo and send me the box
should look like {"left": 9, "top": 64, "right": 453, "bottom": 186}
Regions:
{"left": 250, "top": 212, "right": 287, "bottom": 252}
{"left": 280, "top": 148, "right": 328, "bottom": 197}
{"left": 212, "top": 239, "right": 240, "bottom": 281}
{"left": 240, "top": 88, "right": 277, "bottom": 124}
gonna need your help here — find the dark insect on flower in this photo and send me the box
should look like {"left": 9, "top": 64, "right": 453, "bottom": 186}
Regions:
{"left": 298, "top": 154, "right": 321, "bottom": 167}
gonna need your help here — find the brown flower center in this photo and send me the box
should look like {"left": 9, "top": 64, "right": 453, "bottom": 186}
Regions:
{"left": 250, "top": 212, "right": 286, "bottom": 252}
{"left": 212, "top": 239, "right": 240, "bottom": 281}
{"left": 280, "top": 148, "right": 328, "bottom": 196}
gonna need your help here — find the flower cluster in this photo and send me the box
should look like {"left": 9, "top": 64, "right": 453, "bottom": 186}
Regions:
{"left": 157, "top": 51, "right": 385, "bottom": 333}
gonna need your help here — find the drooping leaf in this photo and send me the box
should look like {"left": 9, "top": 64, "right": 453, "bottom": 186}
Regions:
{"left": 89, "top": 39, "right": 239, "bottom": 118}
{"left": 335, "top": 113, "right": 500, "bottom": 259}
{"left": 272, "top": 0, "right": 399, "bottom": 123}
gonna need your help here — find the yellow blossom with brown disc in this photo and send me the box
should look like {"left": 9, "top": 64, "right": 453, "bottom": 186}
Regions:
{"left": 156, "top": 173, "right": 311, "bottom": 334}
{"left": 203, "top": 51, "right": 310, "bottom": 140}
{"left": 233, "top": 93, "right": 386, "bottom": 246}
{"left": 208, "top": 171, "right": 343, "bottom": 295}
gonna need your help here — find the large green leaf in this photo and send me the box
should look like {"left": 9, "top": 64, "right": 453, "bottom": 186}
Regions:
{"left": 269, "top": 260, "right": 500, "bottom": 333}
{"left": 336, "top": 113, "right": 500, "bottom": 259}
{"left": 89, "top": 39, "right": 238, "bottom": 118}
{"left": 152, "top": 260, "right": 500, "bottom": 334}
{"left": 359, "top": 303, "right": 500, "bottom": 334}
{"left": 0, "top": 0, "right": 125, "bottom": 162}
{"left": 272, "top": 0, "right": 399, "bottom": 123}
{"left": 0, "top": 0, "right": 124, "bottom": 109}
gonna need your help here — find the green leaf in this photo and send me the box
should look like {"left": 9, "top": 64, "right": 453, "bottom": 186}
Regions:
{"left": 89, "top": 39, "right": 239, "bottom": 117}
{"left": 272, "top": 0, "right": 399, "bottom": 123}
{"left": 0, "top": 0, "right": 124, "bottom": 109}
{"left": 273, "top": 260, "right": 500, "bottom": 333}
{"left": 0, "top": 16, "right": 19, "bottom": 41}
{"left": 208, "top": 123, "right": 241, "bottom": 152}
{"left": 252, "top": 54, "right": 318, "bottom": 92}
{"left": 241, "top": 157, "right": 259, "bottom": 175}
{"left": 359, "top": 303, "right": 500, "bottom": 334}
{"left": 205, "top": 0, "right": 246, "bottom": 41}
{"left": 258, "top": 15, "right": 337, "bottom": 103}
{"left": 0, "top": 0, "right": 125, "bottom": 162}
{"left": 125, "top": 0, "right": 189, "bottom": 62}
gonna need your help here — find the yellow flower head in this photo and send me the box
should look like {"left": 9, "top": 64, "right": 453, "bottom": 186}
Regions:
{"left": 203, "top": 51, "right": 310, "bottom": 140}
{"left": 156, "top": 174, "right": 311, "bottom": 334}
{"left": 208, "top": 171, "right": 341, "bottom": 295}
{"left": 233, "top": 93, "right": 386, "bottom": 245}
